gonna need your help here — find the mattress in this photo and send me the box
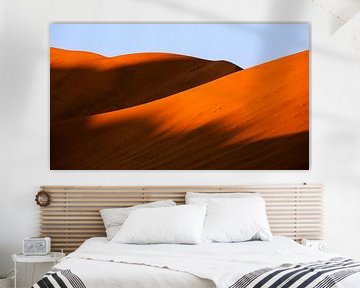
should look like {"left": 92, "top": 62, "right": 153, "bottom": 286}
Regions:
{"left": 37, "top": 237, "right": 360, "bottom": 288}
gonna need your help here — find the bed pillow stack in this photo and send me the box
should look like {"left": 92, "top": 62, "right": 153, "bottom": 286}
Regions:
{"left": 111, "top": 205, "right": 207, "bottom": 244}
{"left": 100, "top": 200, "right": 176, "bottom": 240}
{"left": 187, "top": 192, "right": 272, "bottom": 242}
{"left": 109, "top": 192, "right": 272, "bottom": 245}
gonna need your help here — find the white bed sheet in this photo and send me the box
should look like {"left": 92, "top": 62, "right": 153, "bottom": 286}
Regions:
{"left": 54, "top": 236, "right": 360, "bottom": 288}
{"left": 56, "top": 258, "right": 214, "bottom": 288}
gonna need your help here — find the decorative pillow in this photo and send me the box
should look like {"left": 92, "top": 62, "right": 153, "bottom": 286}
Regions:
{"left": 202, "top": 197, "right": 272, "bottom": 243}
{"left": 100, "top": 200, "right": 176, "bottom": 240}
{"left": 186, "top": 192, "right": 259, "bottom": 204}
{"left": 111, "top": 205, "right": 207, "bottom": 244}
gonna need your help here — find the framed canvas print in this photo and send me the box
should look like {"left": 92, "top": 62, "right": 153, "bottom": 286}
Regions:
{"left": 50, "top": 23, "right": 309, "bottom": 170}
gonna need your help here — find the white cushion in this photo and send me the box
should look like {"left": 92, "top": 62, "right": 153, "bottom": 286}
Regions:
{"left": 202, "top": 197, "right": 272, "bottom": 243}
{"left": 186, "top": 192, "right": 259, "bottom": 204}
{"left": 111, "top": 205, "right": 207, "bottom": 244}
{"left": 100, "top": 200, "right": 176, "bottom": 240}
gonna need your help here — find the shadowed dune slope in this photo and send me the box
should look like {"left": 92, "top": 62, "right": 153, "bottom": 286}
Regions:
{"left": 51, "top": 48, "right": 242, "bottom": 121}
{"left": 51, "top": 51, "right": 309, "bottom": 170}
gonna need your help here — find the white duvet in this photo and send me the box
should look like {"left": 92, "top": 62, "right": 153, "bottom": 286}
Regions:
{"left": 54, "top": 237, "right": 360, "bottom": 288}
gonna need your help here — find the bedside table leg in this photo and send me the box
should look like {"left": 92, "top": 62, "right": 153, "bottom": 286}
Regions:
{"left": 14, "top": 260, "right": 16, "bottom": 288}
{"left": 31, "top": 263, "right": 35, "bottom": 286}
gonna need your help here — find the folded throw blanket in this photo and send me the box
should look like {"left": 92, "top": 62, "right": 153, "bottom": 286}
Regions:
{"left": 32, "top": 268, "right": 86, "bottom": 288}
{"left": 229, "top": 258, "right": 360, "bottom": 288}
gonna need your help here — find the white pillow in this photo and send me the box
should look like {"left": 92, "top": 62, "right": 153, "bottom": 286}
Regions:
{"left": 100, "top": 200, "right": 176, "bottom": 240}
{"left": 111, "top": 205, "right": 207, "bottom": 244}
{"left": 202, "top": 197, "right": 272, "bottom": 243}
{"left": 186, "top": 192, "right": 259, "bottom": 204}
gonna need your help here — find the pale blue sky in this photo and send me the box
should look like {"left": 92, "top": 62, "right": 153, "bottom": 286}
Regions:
{"left": 50, "top": 23, "right": 309, "bottom": 68}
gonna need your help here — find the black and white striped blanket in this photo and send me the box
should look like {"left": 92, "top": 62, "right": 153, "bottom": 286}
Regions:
{"left": 32, "top": 268, "right": 86, "bottom": 288}
{"left": 230, "top": 257, "right": 360, "bottom": 288}
{"left": 32, "top": 258, "right": 360, "bottom": 288}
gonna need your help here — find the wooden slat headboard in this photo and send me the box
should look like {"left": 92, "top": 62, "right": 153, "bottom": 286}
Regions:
{"left": 39, "top": 184, "right": 323, "bottom": 253}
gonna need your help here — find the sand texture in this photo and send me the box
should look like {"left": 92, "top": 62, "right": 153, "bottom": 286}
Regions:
{"left": 50, "top": 49, "right": 309, "bottom": 170}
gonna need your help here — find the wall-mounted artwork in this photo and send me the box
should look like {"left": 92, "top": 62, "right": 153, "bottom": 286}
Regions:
{"left": 50, "top": 23, "right": 309, "bottom": 170}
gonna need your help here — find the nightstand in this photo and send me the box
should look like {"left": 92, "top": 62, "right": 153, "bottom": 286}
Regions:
{"left": 12, "top": 252, "right": 65, "bottom": 288}
{"left": 301, "top": 239, "right": 328, "bottom": 252}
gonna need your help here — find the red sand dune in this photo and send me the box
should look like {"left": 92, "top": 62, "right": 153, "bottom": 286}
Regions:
{"left": 51, "top": 48, "right": 241, "bottom": 121}
{"left": 51, "top": 50, "right": 309, "bottom": 170}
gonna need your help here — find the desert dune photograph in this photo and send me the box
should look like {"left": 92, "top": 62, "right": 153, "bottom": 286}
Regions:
{"left": 50, "top": 23, "right": 309, "bottom": 170}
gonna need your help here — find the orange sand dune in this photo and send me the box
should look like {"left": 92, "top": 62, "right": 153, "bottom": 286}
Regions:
{"left": 51, "top": 48, "right": 241, "bottom": 121}
{"left": 51, "top": 51, "right": 309, "bottom": 170}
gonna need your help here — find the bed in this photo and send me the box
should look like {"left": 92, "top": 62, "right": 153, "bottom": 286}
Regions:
{"left": 33, "top": 236, "right": 360, "bottom": 288}
{"left": 33, "top": 185, "right": 360, "bottom": 288}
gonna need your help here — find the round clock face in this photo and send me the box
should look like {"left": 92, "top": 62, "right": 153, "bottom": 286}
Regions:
{"left": 318, "top": 242, "right": 327, "bottom": 252}
{"left": 36, "top": 241, "right": 45, "bottom": 250}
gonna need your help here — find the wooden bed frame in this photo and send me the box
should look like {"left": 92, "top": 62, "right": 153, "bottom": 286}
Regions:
{"left": 39, "top": 184, "right": 323, "bottom": 253}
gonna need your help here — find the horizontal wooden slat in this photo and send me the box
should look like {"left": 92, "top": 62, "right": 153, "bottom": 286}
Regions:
{"left": 43, "top": 208, "right": 319, "bottom": 215}
{"left": 41, "top": 225, "right": 104, "bottom": 229}
{"left": 41, "top": 185, "right": 321, "bottom": 189}
{"left": 52, "top": 243, "right": 85, "bottom": 247}
{"left": 41, "top": 216, "right": 322, "bottom": 222}
{"left": 49, "top": 197, "right": 322, "bottom": 202}
{"left": 39, "top": 185, "right": 323, "bottom": 253}
{"left": 51, "top": 232, "right": 104, "bottom": 240}
{"left": 41, "top": 231, "right": 104, "bottom": 234}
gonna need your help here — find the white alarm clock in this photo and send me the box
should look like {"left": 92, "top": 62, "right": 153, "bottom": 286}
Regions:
{"left": 301, "top": 239, "right": 328, "bottom": 252}
{"left": 23, "top": 237, "right": 51, "bottom": 255}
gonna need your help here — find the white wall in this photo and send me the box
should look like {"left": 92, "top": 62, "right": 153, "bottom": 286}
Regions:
{"left": 1, "top": 0, "right": 360, "bottom": 286}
